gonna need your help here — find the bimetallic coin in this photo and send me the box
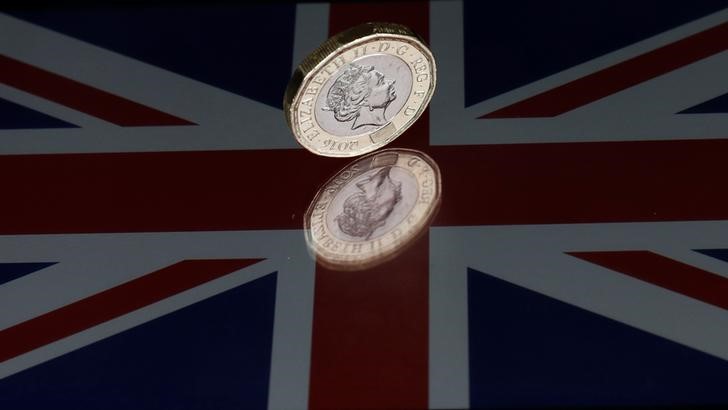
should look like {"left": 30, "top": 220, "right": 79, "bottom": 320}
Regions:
{"left": 284, "top": 22, "right": 436, "bottom": 157}
{"left": 304, "top": 148, "right": 441, "bottom": 270}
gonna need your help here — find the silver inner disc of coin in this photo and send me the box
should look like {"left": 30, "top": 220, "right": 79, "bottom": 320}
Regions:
{"left": 315, "top": 54, "right": 413, "bottom": 138}
{"left": 325, "top": 166, "right": 418, "bottom": 242}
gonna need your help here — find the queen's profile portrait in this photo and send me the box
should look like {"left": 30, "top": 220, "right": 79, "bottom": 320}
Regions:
{"left": 322, "top": 63, "right": 397, "bottom": 130}
{"left": 335, "top": 166, "right": 402, "bottom": 240}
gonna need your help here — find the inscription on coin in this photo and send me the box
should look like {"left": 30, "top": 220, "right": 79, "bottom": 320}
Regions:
{"left": 304, "top": 149, "right": 441, "bottom": 270}
{"left": 284, "top": 23, "right": 436, "bottom": 157}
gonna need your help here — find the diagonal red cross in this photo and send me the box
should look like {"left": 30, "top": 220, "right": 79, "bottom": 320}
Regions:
{"left": 2, "top": 2, "right": 728, "bottom": 408}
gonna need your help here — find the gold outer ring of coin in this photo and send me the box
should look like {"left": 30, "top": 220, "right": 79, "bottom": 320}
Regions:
{"left": 284, "top": 22, "right": 436, "bottom": 158}
{"left": 304, "top": 148, "right": 442, "bottom": 271}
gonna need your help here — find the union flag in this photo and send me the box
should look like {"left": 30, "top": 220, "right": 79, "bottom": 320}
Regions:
{"left": 2, "top": 1, "right": 728, "bottom": 409}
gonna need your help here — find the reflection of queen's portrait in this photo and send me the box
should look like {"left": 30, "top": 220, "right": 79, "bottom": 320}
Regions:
{"left": 323, "top": 63, "right": 397, "bottom": 130}
{"left": 336, "top": 167, "right": 402, "bottom": 240}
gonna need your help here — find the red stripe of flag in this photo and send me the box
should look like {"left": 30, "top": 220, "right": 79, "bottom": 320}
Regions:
{"left": 0, "top": 54, "right": 195, "bottom": 126}
{"left": 481, "top": 22, "right": 728, "bottom": 118}
{"left": 2, "top": 139, "right": 728, "bottom": 234}
{"left": 309, "top": 235, "right": 429, "bottom": 409}
{"left": 308, "top": 3, "right": 431, "bottom": 409}
{"left": 568, "top": 251, "right": 728, "bottom": 310}
{"left": 0, "top": 259, "right": 262, "bottom": 363}
{"left": 432, "top": 139, "right": 728, "bottom": 226}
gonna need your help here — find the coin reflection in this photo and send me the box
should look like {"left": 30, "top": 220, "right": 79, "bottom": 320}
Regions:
{"left": 304, "top": 148, "right": 441, "bottom": 271}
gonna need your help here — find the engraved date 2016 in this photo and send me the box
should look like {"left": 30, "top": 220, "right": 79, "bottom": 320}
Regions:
{"left": 322, "top": 139, "right": 358, "bottom": 152}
